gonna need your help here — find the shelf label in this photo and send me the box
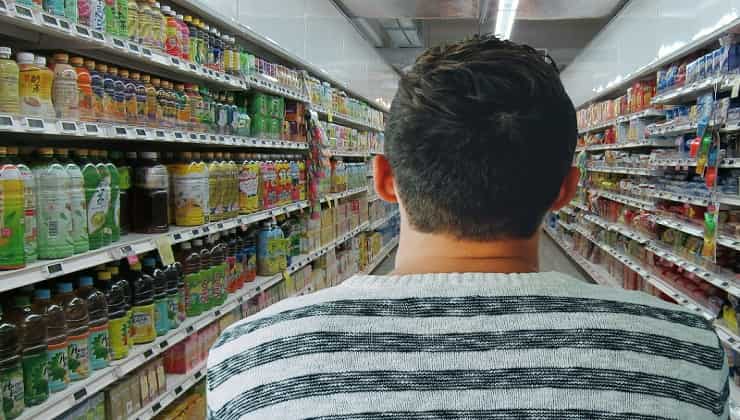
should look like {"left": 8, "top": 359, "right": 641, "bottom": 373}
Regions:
{"left": 173, "top": 132, "right": 184, "bottom": 140}
{"left": 41, "top": 13, "right": 60, "bottom": 28}
{"left": 154, "top": 236, "right": 175, "bottom": 266}
{"left": 111, "top": 37, "right": 126, "bottom": 49}
{"left": 155, "top": 130, "right": 166, "bottom": 139}
{"left": 128, "top": 42, "right": 140, "bottom": 54}
{"left": 91, "top": 30, "right": 105, "bottom": 42}
{"left": 209, "top": 135, "right": 216, "bottom": 142}
{"left": 114, "top": 126, "right": 128, "bottom": 137}
{"left": 188, "top": 64, "right": 197, "bottom": 72}
{"left": 170, "top": 57, "right": 180, "bottom": 66}
{"left": 174, "top": 386, "right": 183, "bottom": 395}
{"left": 185, "top": 325, "right": 194, "bottom": 334}
{"left": 84, "top": 123, "right": 99, "bottom": 134}
{"left": 152, "top": 402, "right": 161, "bottom": 413}
{"left": 141, "top": 47, "right": 153, "bottom": 58}
{"left": 194, "top": 371, "right": 202, "bottom": 379}
{"left": 58, "top": 18, "right": 70, "bottom": 30}
{"left": 189, "top": 133, "right": 198, "bottom": 141}
{"left": 199, "top": 134, "right": 206, "bottom": 141}
{"left": 159, "top": 340, "right": 168, "bottom": 349}
{"left": 135, "top": 128, "right": 147, "bottom": 137}
{"left": 0, "top": 115, "right": 13, "bottom": 128}
{"left": 73, "top": 388, "right": 87, "bottom": 401}
{"left": 144, "top": 349, "right": 153, "bottom": 358}
{"left": 0, "top": 0, "right": 7, "bottom": 13}
{"left": 58, "top": 121, "right": 77, "bottom": 133}
{"left": 25, "top": 118, "right": 44, "bottom": 130}
{"left": 202, "top": 226, "right": 210, "bottom": 233}
{"left": 191, "top": 229, "right": 199, "bottom": 236}
{"left": 75, "top": 24, "right": 90, "bottom": 37}
{"left": 43, "top": 262, "right": 64, "bottom": 278}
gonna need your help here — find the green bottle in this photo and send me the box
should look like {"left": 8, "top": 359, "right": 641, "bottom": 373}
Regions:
{"left": 8, "top": 148, "right": 36, "bottom": 265}
{"left": 0, "top": 303, "right": 24, "bottom": 419}
{"left": 110, "top": 151, "right": 130, "bottom": 236}
{"left": 57, "top": 149, "right": 89, "bottom": 255}
{"left": 104, "top": 155, "right": 120, "bottom": 243}
{"left": 9, "top": 296, "right": 48, "bottom": 407}
{"left": 0, "top": 148, "right": 25, "bottom": 270}
{"left": 33, "top": 148, "right": 73, "bottom": 260}
{"left": 93, "top": 151, "right": 112, "bottom": 247}
{"left": 104, "top": 0, "right": 118, "bottom": 36}
{"left": 78, "top": 149, "right": 106, "bottom": 251}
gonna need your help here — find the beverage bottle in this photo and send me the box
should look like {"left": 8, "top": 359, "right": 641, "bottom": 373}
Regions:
{"left": 233, "top": 229, "right": 245, "bottom": 290}
{"left": 31, "top": 288, "right": 67, "bottom": 393}
{"left": 120, "top": 69, "right": 136, "bottom": 125}
{"left": 245, "top": 226, "right": 257, "bottom": 283}
{"left": 204, "top": 153, "right": 218, "bottom": 222}
{"left": 17, "top": 52, "right": 40, "bottom": 118}
{"left": 142, "top": 257, "right": 169, "bottom": 335}
{"left": 129, "top": 262, "right": 155, "bottom": 344}
{"left": 257, "top": 222, "right": 272, "bottom": 276}
{"left": 99, "top": 63, "right": 114, "bottom": 123}
{"left": 162, "top": 152, "right": 175, "bottom": 226}
{"left": 179, "top": 242, "right": 201, "bottom": 317}
{"left": 70, "top": 57, "right": 92, "bottom": 122}
{"left": 225, "top": 229, "right": 238, "bottom": 292}
{"left": 105, "top": 281, "right": 127, "bottom": 360}
{"left": 227, "top": 94, "right": 238, "bottom": 135}
{"left": 91, "top": 150, "right": 112, "bottom": 246}
{"left": 138, "top": 0, "right": 153, "bottom": 48}
{"left": 77, "top": 149, "right": 104, "bottom": 250}
{"left": 172, "top": 152, "right": 207, "bottom": 227}
{"left": 35, "top": 56, "right": 55, "bottom": 119}
{"left": 194, "top": 238, "right": 211, "bottom": 310}
{"left": 226, "top": 153, "right": 239, "bottom": 218}
{"left": 65, "top": 0, "right": 78, "bottom": 23}
{"left": 209, "top": 234, "right": 226, "bottom": 307}
{"left": 104, "top": 154, "right": 120, "bottom": 242}
{"left": 163, "top": 80, "right": 177, "bottom": 128}
{"left": 215, "top": 93, "right": 226, "bottom": 134}
{"left": 222, "top": 35, "right": 231, "bottom": 74}
{"left": 115, "top": 0, "right": 127, "bottom": 38}
{"left": 116, "top": 261, "right": 134, "bottom": 350}
{"left": 76, "top": 275, "right": 109, "bottom": 370}
{"left": 0, "top": 304, "right": 24, "bottom": 419}
{"left": 0, "top": 47, "right": 19, "bottom": 116}
{"left": 0, "top": 148, "right": 25, "bottom": 270}
{"left": 153, "top": 2, "right": 166, "bottom": 51}
{"left": 9, "top": 295, "right": 47, "bottom": 406}
{"left": 43, "top": 0, "right": 64, "bottom": 17}
{"left": 200, "top": 87, "right": 212, "bottom": 131}
{"left": 184, "top": 15, "right": 196, "bottom": 63}
{"left": 202, "top": 24, "right": 211, "bottom": 68}
{"left": 131, "top": 152, "right": 169, "bottom": 233}
{"left": 104, "top": 0, "right": 117, "bottom": 35}
{"left": 142, "top": 74, "right": 157, "bottom": 127}
{"left": 53, "top": 282, "right": 88, "bottom": 382}
{"left": 51, "top": 53, "right": 79, "bottom": 121}
{"left": 90, "top": 0, "right": 105, "bottom": 32}
{"left": 110, "top": 151, "right": 131, "bottom": 236}
{"left": 57, "top": 148, "right": 88, "bottom": 255}
{"left": 184, "top": 84, "right": 200, "bottom": 131}
{"left": 273, "top": 221, "right": 286, "bottom": 271}
{"left": 94, "top": 269, "right": 113, "bottom": 302}
{"left": 176, "top": 14, "right": 188, "bottom": 61}
{"left": 153, "top": 77, "right": 166, "bottom": 127}
{"left": 109, "top": 66, "right": 125, "bottom": 123}
{"left": 77, "top": 0, "right": 91, "bottom": 27}
{"left": 174, "top": 83, "right": 188, "bottom": 129}
{"left": 130, "top": 72, "right": 147, "bottom": 126}
{"left": 163, "top": 263, "right": 181, "bottom": 328}
{"left": 7, "top": 148, "right": 36, "bottom": 264}
{"left": 239, "top": 156, "right": 260, "bottom": 215}
{"left": 212, "top": 29, "right": 222, "bottom": 72}
{"left": 86, "top": 60, "right": 103, "bottom": 122}
{"left": 162, "top": 6, "right": 178, "bottom": 57}
{"left": 126, "top": 0, "right": 138, "bottom": 41}
{"left": 34, "top": 148, "right": 73, "bottom": 259}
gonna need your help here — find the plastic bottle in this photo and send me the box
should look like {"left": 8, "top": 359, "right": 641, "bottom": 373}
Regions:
{"left": 163, "top": 263, "right": 180, "bottom": 328}
{"left": 77, "top": 149, "right": 104, "bottom": 250}
{"left": 194, "top": 238, "right": 211, "bottom": 310}
{"left": 138, "top": 0, "right": 153, "bottom": 48}
{"left": 131, "top": 152, "right": 169, "bottom": 234}
{"left": 0, "top": 304, "right": 24, "bottom": 419}
{"left": 162, "top": 6, "right": 178, "bottom": 57}
{"left": 153, "top": 77, "right": 166, "bottom": 127}
{"left": 225, "top": 229, "right": 237, "bottom": 292}
{"left": 142, "top": 74, "right": 157, "bottom": 126}
{"left": 225, "top": 153, "right": 239, "bottom": 219}
{"left": 115, "top": 0, "right": 127, "bottom": 38}
{"left": 54, "top": 282, "right": 88, "bottom": 382}
{"left": 85, "top": 60, "right": 103, "bottom": 122}
{"left": 92, "top": 150, "right": 113, "bottom": 246}
{"left": 43, "top": 0, "right": 64, "bottom": 17}
{"left": 65, "top": 0, "right": 78, "bottom": 23}
{"left": 17, "top": 53, "right": 40, "bottom": 118}
{"left": 143, "top": 257, "right": 169, "bottom": 335}
{"left": 31, "top": 288, "right": 68, "bottom": 393}
{"left": 104, "top": 0, "right": 117, "bottom": 36}
{"left": 257, "top": 222, "right": 272, "bottom": 276}
{"left": 152, "top": 2, "right": 166, "bottom": 52}
{"left": 239, "top": 156, "right": 260, "bottom": 215}
{"left": 90, "top": 0, "right": 105, "bottom": 32}
{"left": 125, "top": 0, "right": 138, "bottom": 41}
{"left": 120, "top": 69, "right": 136, "bottom": 125}
{"left": 116, "top": 262, "right": 134, "bottom": 351}
{"left": 184, "top": 84, "right": 200, "bottom": 131}
{"left": 109, "top": 66, "right": 125, "bottom": 123}
{"left": 171, "top": 152, "right": 207, "bottom": 227}
{"left": 0, "top": 48, "right": 19, "bottom": 116}
{"left": 6, "top": 148, "right": 36, "bottom": 265}
{"left": 0, "top": 149, "right": 25, "bottom": 270}
{"left": 51, "top": 53, "right": 79, "bottom": 121}
{"left": 174, "top": 83, "right": 188, "bottom": 129}
{"left": 273, "top": 221, "right": 286, "bottom": 271}
{"left": 130, "top": 72, "right": 147, "bottom": 126}
{"left": 77, "top": 0, "right": 91, "bottom": 27}
{"left": 9, "top": 295, "right": 47, "bottom": 406}
{"left": 57, "top": 148, "right": 88, "bottom": 255}
{"left": 34, "top": 148, "right": 73, "bottom": 260}
{"left": 104, "top": 154, "right": 120, "bottom": 243}
{"left": 110, "top": 151, "right": 130, "bottom": 236}
{"left": 70, "top": 57, "right": 92, "bottom": 122}
{"left": 76, "top": 276, "right": 109, "bottom": 371}
{"left": 105, "top": 280, "right": 127, "bottom": 360}
{"left": 209, "top": 234, "right": 226, "bottom": 307}
{"left": 184, "top": 16, "right": 195, "bottom": 63}
{"left": 179, "top": 242, "right": 201, "bottom": 316}
{"left": 99, "top": 63, "right": 114, "bottom": 123}
{"left": 129, "top": 262, "right": 155, "bottom": 344}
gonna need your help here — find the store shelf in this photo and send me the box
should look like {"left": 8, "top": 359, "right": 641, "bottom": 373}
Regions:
{"left": 652, "top": 215, "right": 740, "bottom": 251}
{"left": 369, "top": 149, "right": 384, "bottom": 155}
{"left": 592, "top": 189, "right": 656, "bottom": 211}
{"left": 360, "top": 236, "right": 400, "bottom": 275}
{"left": 243, "top": 73, "right": 309, "bottom": 103}
{"left": 582, "top": 139, "right": 675, "bottom": 151}
{"left": 132, "top": 362, "right": 207, "bottom": 420}
{"left": 569, "top": 201, "right": 589, "bottom": 211}
{"left": 651, "top": 189, "right": 711, "bottom": 207}
{"left": 651, "top": 74, "right": 740, "bottom": 105}
{"left": 543, "top": 227, "right": 620, "bottom": 288}
{"left": 556, "top": 219, "right": 574, "bottom": 231}
{"left": 614, "top": 108, "right": 665, "bottom": 123}
{"left": 368, "top": 211, "right": 399, "bottom": 230}
{"left": 321, "top": 187, "right": 369, "bottom": 203}
{"left": 0, "top": 201, "right": 310, "bottom": 294}
{"left": 577, "top": 119, "right": 615, "bottom": 135}
{"left": 0, "top": 5, "right": 243, "bottom": 91}
{"left": 559, "top": 206, "right": 574, "bottom": 216}
{"left": 586, "top": 165, "right": 656, "bottom": 176}
{"left": 651, "top": 156, "right": 740, "bottom": 169}
{"left": 313, "top": 106, "right": 383, "bottom": 132}
{"left": 326, "top": 149, "right": 369, "bottom": 158}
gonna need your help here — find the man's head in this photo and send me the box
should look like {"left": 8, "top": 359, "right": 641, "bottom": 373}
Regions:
{"left": 375, "top": 34, "right": 579, "bottom": 240}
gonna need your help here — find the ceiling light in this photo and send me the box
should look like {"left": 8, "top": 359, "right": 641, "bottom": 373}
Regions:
{"left": 494, "top": 0, "right": 519, "bottom": 40}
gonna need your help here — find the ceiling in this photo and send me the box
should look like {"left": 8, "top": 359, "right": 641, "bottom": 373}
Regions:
{"left": 334, "top": 0, "right": 628, "bottom": 73}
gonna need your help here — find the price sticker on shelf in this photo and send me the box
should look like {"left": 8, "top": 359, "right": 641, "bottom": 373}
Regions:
{"left": 14, "top": 4, "right": 33, "bottom": 20}
{"left": 25, "top": 118, "right": 45, "bottom": 130}
{"left": 141, "top": 47, "right": 153, "bottom": 58}
{"left": 84, "top": 123, "right": 100, "bottom": 135}
{"left": 75, "top": 24, "right": 90, "bottom": 37}
{"left": 135, "top": 128, "right": 147, "bottom": 138}
{"left": 128, "top": 42, "right": 140, "bottom": 54}
{"left": 111, "top": 37, "right": 126, "bottom": 49}
{"left": 114, "top": 126, "right": 128, "bottom": 137}
{"left": 58, "top": 18, "right": 70, "bottom": 31}
{"left": 43, "top": 262, "right": 65, "bottom": 278}
{"left": 116, "top": 244, "right": 139, "bottom": 265}
{"left": 154, "top": 236, "right": 176, "bottom": 266}
{"left": 189, "top": 133, "right": 198, "bottom": 141}
{"left": 0, "top": 115, "right": 13, "bottom": 128}
{"left": 91, "top": 30, "right": 105, "bottom": 42}
{"left": 41, "top": 13, "right": 58, "bottom": 27}
{"left": 58, "top": 121, "right": 77, "bottom": 133}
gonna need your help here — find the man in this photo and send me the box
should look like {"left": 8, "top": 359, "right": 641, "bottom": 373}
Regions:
{"left": 207, "top": 35, "right": 729, "bottom": 420}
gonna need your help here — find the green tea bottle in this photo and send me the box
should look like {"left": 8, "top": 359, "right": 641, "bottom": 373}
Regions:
{"left": 104, "top": 154, "right": 120, "bottom": 242}
{"left": 9, "top": 148, "right": 36, "bottom": 264}
{"left": 0, "top": 148, "right": 25, "bottom": 270}
{"left": 57, "top": 148, "right": 88, "bottom": 255}
{"left": 54, "top": 282, "right": 88, "bottom": 382}
{"left": 33, "top": 148, "right": 73, "bottom": 260}
{"left": 92, "top": 151, "right": 112, "bottom": 246}
{"left": 143, "top": 257, "right": 169, "bottom": 335}
{"left": 105, "top": 280, "right": 128, "bottom": 360}
{"left": 78, "top": 149, "right": 105, "bottom": 251}
{"left": 9, "top": 296, "right": 47, "bottom": 406}
{"left": 130, "top": 262, "right": 155, "bottom": 344}
{"left": 76, "top": 276, "right": 109, "bottom": 371}
{"left": 31, "top": 288, "right": 68, "bottom": 393}
{"left": 0, "top": 304, "right": 24, "bottom": 419}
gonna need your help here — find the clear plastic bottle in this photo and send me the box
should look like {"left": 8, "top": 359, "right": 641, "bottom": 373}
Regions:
{"left": 110, "top": 151, "right": 131, "bottom": 236}
{"left": 31, "top": 55, "right": 55, "bottom": 119}
{"left": 9, "top": 295, "right": 47, "bottom": 406}
{"left": 179, "top": 241, "right": 201, "bottom": 317}
{"left": 54, "top": 282, "right": 88, "bottom": 382}
{"left": 34, "top": 148, "right": 73, "bottom": 259}
{"left": 90, "top": 0, "right": 105, "bottom": 32}
{"left": 120, "top": 69, "right": 136, "bottom": 125}
{"left": 51, "top": 53, "right": 79, "bottom": 121}
{"left": 109, "top": 66, "right": 125, "bottom": 123}
{"left": 125, "top": 0, "right": 138, "bottom": 41}
{"left": 0, "top": 47, "right": 19, "bottom": 116}
{"left": 0, "top": 304, "right": 24, "bottom": 419}
{"left": 86, "top": 60, "right": 104, "bottom": 122}
{"left": 100, "top": 63, "right": 114, "bottom": 123}
{"left": 104, "top": 152, "right": 120, "bottom": 242}
{"left": 163, "top": 263, "right": 181, "bottom": 328}
{"left": 115, "top": 0, "right": 127, "bottom": 38}
{"left": 65, "top": 0, "right": 78, "bottom": 23}
{"left": 31, "top": 288, "right": 68, "bottom": 393}
{"left": 209, "top": 234, "right": 226, "bottom": 307}
{"left": 162, "top": 5, "right": 179, "bottom": 58}
{"left": 7, "top": 148, "right": 36, "bottom": 265}
{"left": 56, "top": 148, "right": 88, "bottom": 255}
{"left": 194, "top": 238, "right": 211, "bottom": 310}
{"left": 174, "top": 83, "right": 188, "bottom": 129}
{"left": 77, "top": 0, "right": 91, "bottom": 27}
{"left": 70, "top": 57, "right": 93, "bottom": 122}
{"left": 152, "top": 1, "right": 166, "bottom": 52}
{"left": 143, "top": 74, "right": 157, "bottom": 127}
{"left": 104, "top": 0, "right": 117, "bottom": 36}
{"left": 138, "top": 0, "right": 153, "bottom": 48}
{"left": 93, "top": 150, "right": 113, "bottom": 246}
{"left": 78, "top": 149, "right": 105, "bottom": 250}
{"left": 43, "top": 0, "right": 64, "bottom": 17}
{"left": 131, "top": 152, "right": 169, "bottom": 233}
{"left": 176, "top": 13, "right": 188, "bottom": 61}
{"left": 130, "top": 72, "right": 147, "bottom": 126}
{"left": 76, "top": 276, "right": 109, "bottom": 371}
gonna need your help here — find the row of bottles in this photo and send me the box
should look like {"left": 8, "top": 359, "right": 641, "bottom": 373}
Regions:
{"left": 0, "top": 48, "right": 253, "bottom": 136}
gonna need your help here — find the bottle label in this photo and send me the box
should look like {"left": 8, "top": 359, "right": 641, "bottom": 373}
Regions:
{"left": 126, "top": 309, "right": 134, "bottom": 350}
{"left": 239, "top": 164, "right": 259, "bottom": 214}
{"left": 108, "top": 316, "right": 129, "bottom": 360}
{"left": 173, "top": 166, "right": 207, "bottom": 226}
{"left": 168, "top": 293, "right": 180, "bottom": 328}
{"left": 67, "top": 332, "right": 90, "bottom": 381}
{"left": 0, "top": 170, "right": 25, "bottom": 268}
{"left": 47, "top": 341, "right": 69, "bottom": 392}
{"left": 185, "top": 271, "right": 201, "bottom": 316}
{"left": 213, "top": 263, "right": 226, "bottom": 304}
{"left": 177, "top": 288, "right": 186, "bottom": 322}
{"left": 0, "top": 69, "right": 20, "bottom": 114}
{"left": 86, "top": 182, "right": 110, "bottom": 241}
{"left": 88, "top": 323, "right": 110, "bottom": 370}
{"left": 21, "top": 350, "right": 48, "bottom": 405}
{"left": 52, "top": 68, "right": 79, "bottom": 120}
{"left": 0, "top": 363, "right": 24, "bottom": 418}
{"left": 70, "top": 187, "right": 87, "bottom": 252}
{"left": 154, "top": 297, "right": 169, "bottom": 335}
{"left": 19, "top": 167, "right": 37, "bottom": 263}
{"left": 131, "top": 304, "right": 156, "bottom": 344}
{"left": 36, "top": 185, "right": 72, "bottom": 256}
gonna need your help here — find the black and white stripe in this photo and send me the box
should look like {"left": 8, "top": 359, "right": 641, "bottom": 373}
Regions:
{"left": 303, "top": 409, "right": 675, "bottom": 420}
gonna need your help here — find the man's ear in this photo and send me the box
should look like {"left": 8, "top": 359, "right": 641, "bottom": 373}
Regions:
{"left": 373, "top": 155, "right": 398, "bottom": 203}
{"left": 550, "top": 166, "right": 580, "bottom": 210}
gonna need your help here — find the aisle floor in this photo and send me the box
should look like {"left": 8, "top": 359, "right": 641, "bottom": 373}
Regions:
{"left": 369, "top": 234, "right": 590, "bottom": 282}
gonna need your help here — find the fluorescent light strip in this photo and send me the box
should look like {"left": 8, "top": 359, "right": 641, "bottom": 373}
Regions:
{"left": 494, "top": 0, "right": 519, "bottom": 40}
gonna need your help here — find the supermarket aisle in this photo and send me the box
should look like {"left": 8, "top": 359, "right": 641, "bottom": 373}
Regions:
{"left": 371, "top": 248, "right": 397, "bottom": 275}
{"left": 539, "top": 234, "right": 589, "bottom": 282}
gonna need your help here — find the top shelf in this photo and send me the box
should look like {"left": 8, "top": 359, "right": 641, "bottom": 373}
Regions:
{"left": 313, "top": 105, "right": 384, "bottom": 132}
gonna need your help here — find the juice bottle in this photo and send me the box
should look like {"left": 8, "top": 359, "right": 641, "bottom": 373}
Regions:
{"left": 57, "top": 148, "right": 88, "bottom": 255}
{"left": 153, "top": 77, "right": 166, "bottom": 127}
{"left": 90, "top": 0, "right": 105, "bottom": 32}
{"left": 184, "top": 84, "right": 200, "bottom": 131}
{"left": 116, "top": 262, "right": 134, "bottom": 351}
{"left": 105, "top": 153, "right": 120, "bottom": 242}
{"left": 110, "top": 151, "right": 130, "bottom": 236}
{"left": 143, "top": 257, "right": 169, "bottom": 335}
{"left": 0, "top": 149, "right": 25, "bottom": 270}
{"left": 215, "top": 93, "right": 226, "bottom": 134}
{"left": 184, "top": 16, "right": 197, "bottom": 64}
{"left": 163, "top": 263, "right": 180, "bottom": 328}
{"left": 51, "top": 53, "right": 79, "bottom": 121}
{"left": 43, "top": 0, "right": 64, "bottom": 17}
{"left": 257, "top": 222, "right": 273, "bottom": 275}
{"left": 162, "top": 5, "right": 179, "bottom": 57}
{"left": 9, "top": 296, "right": 47, "bottom": 406}
{"left": 17, "top": 53, "right": 40, "bottom": 118}
{"left": 138, "top": 0, "right": 153, "bottom": 48}
{"left": 209, "top": 234, "right": 226, "bottom": 307}
{"left": 109, "top": 66, "right": 125, "bottom": 123}
{"left": 202, "top": 24, "right": 211, "bottom": 68}
{"left": 0, "top": 48, "right": 20, "bottom": 116}
{"left": 131, "top": 72, "right": 147, "bottom": 126}
{"left": 273, "top": 221, "right": 286, "bottom": 271}
{"left": 176, "top": 14, "right": 188, "bottom": 61}
{"left": 100, "top": 63, "right": 114, "bottom": 123}
{"left": 34, "top": 148, "right": 73, "bottom": 259}
{"left": 104, "top": 0, "right": 117, "bottom": 36}
{"left": 125, "top": 0, "right": 138, "bottom": 41}
{"left": 115, "top": 0, "right": 127, "bottom": 38}
{"left": 143, "top": 74, "right": 157, "bottom": 126}
{"left": 31, "top": 288, "right": 67, "bottom": 393}
{"left": 86, "top": 60, "right": 103, "bottom": 122}
{"left": 179, "top": 242, "right": 201, "bottom": 316}
{"left": 77, "top": 0, "right": 91, "bottom": 27}
{"left": 163, "top": 80, "right": 176, "bottom": 128}
{"left": 0, "top": 304, "right": 24, "bottom": 419}
{"left": 129, "top": 262, "right": 155, "bottom": 344}
{"left": 70, "top": 57, "right": 92, "bottom": 122}
{"left": 105, "top": 280, "right": 127, "bottom": 360}
{"left": 172, "top": 152, "right": 207, "bottom": 226}
{"left": 239, "top": 156, "right": 260, "bottom": 215}
{"left": 65, "top": 0, "right": 78, "bottom": 23}
{"left": 76, "top": 276, "right": 108, "bottom": 370}
{"left": 78, "top": 149, "right": 105, "bottom": 250}
{"left": 35, "top": 56, "right": 55, "bottom": 119}
{"left": 54, "top": 282, "right": 88, "bottom": 382}
{"left": 225, "top": 229, "right": 238, "bottom": 292}
{"left": 7, "top": 148, "right": 36, "bottom": 264}
{"left": 174, "top": 83, "right": 188, "bottom": 129}
{"left": 194, "top": 238, "right": 211, "bottom": 310}
{"left": 120, "top": 69, "right": 136, "bottom": 125}
{"left": 152, "top": 2, "right": 166, "bottom": 51}
{"left": 226, "top": 153, "right": 239, "bottom": 218}
{"left": 131, "top": 152, "right": 169, "bottom": 234}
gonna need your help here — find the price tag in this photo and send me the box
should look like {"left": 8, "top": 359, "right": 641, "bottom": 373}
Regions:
{"left": 144, "top": 349, "right": 153, "bottom": 358}
{"left": 152, "top": 402, "right": 161, "bottom": 413}
{"left": 173, "top": 132, "right": 184, "bottom": 140}
{"left": 73, "top": 388, "right": 87, "bottom": 401}
{"left": 209, "top": 135, "right": 216, "bottom": 142}
{"left": 135, "top": 128, "right": 147, "bottom": 137}
{"left": 111, "top": 37, "right": 126, "bottom": 49}
{"left": 155, "top": 130, "right": 166, "bottom": 139}
{"left": 141, "top": 47, "right": 153, "bottom": 58}
{"left": 186, "top": 325, "right": 194, "bottom": 333}
{"left": 114, "top": 126, "right": 128, "bottom": 137}
{"left": 13, "top": 4, "right": 31, "bottom": 19}
{"left": 172, "top": 233, "right": 182, "bottom": 241}
{"left": 0, "top": 115, "right": 13, "bottom": 128}
{"left": 158, "top": 340, "right": 168, "bottom": 349}
{"left": 224, "top": 75, "right": 231, "bottom": 82}
{"left": 58, "top": 19, "right": 70, "bottom": 31}
{"left": 128, "top": 42, "right": 140, "bottom": 54}
{"left": 25, "top": 118, "right": 45, "bottom": 130}
{"left": 191, "top": 229, "right": 199, "bottom": 236}
{"left": 91, "top": 30, "right": 105, "bottom": 42}
{"left": 154, "top": 236, "right": 175, "bottom": 266}
{"left": 58, "top": 121, "right": 77, "bottom": 132}
{"left": 208, "top": 69, "right": 214, "bottom": 77}
{"left": 41, "top": 13, "right": 60, "bottom": 28}
{"left": 188, "top": 64, "right": 197, "bottom": 72}
{"left": 199, "top": 134, "right": 207, "bottom": 141}
{"left": 170, "top": 57, "right": 180, "bottom": 66}
{"left": 202, "top": 226, "right": 210, "bottom": 233}
{"left": 75, "top": 25, "right": 90, "bottom": 37}
{"left": 43, "top": 262, "right": 65, "bottom": 278}
{"left": 116, "top": 244, "right": 139, "bottom": 265}
{"left": 194, "top": 371, "right": 202, "bottom": 379}
{"left": 84, "top": 123, "right": 99, "bottom": 135}
{"left": 189, "top": 133, "right": 198, "bottom": 141}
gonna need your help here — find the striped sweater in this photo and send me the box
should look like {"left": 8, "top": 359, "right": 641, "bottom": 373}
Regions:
{"left": 206, "top": 272, "right": 730, "bottom": 420}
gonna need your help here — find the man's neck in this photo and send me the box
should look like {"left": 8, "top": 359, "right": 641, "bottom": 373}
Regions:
{"left": 391, "top": 222, "right": 539, "bottom": 276}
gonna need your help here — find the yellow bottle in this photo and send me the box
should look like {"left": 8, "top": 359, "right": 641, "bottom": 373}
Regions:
{"left": 193, "top": 151, "right": 210, "bottom": 223}
{"left": 172, "top": 152, "right": 208, "bottom": 226}
{"left": 205, "top": 152, "right": 221, "bottom": 221}
{"left": 214, "top": 152, "right": 227, "bottom": 220}
{"left": 239, "top": 153, "right": 260, "bottom": 214}
{"left": 0, "top": 47, "right": 20, "bottom": 115}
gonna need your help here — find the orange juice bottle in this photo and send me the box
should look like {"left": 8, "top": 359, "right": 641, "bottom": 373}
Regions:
{"left": 70, "top": 56, "right": 92, "bottom": 122}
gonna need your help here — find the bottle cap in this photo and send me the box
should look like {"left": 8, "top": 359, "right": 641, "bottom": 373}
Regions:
{"left": 16, "top": 52, "right": 33, "bottom": 64}
{"left": 0, "top": 47, "right": 11, "bottom": 57}
{"left": 56, "top": 282, "right": 73, "bottom": 293}
{"left": 97, "top": 271, "right": 111, "bottom": 281}
{"left": 78, "top": 275, "right": 93, "bottom": 287}
{"left": 70, "top": 56, "right": 84, "bottom": 67}
{"left": 53, "top": 53, "right": 69, "bottom": 63}
{"left": 34, "top": 56, "right": 46, "bottom": 66}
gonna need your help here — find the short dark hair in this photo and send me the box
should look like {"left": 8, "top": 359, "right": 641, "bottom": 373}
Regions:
{"left": 385, "top": 34, "right": 577, "bottom": 239}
